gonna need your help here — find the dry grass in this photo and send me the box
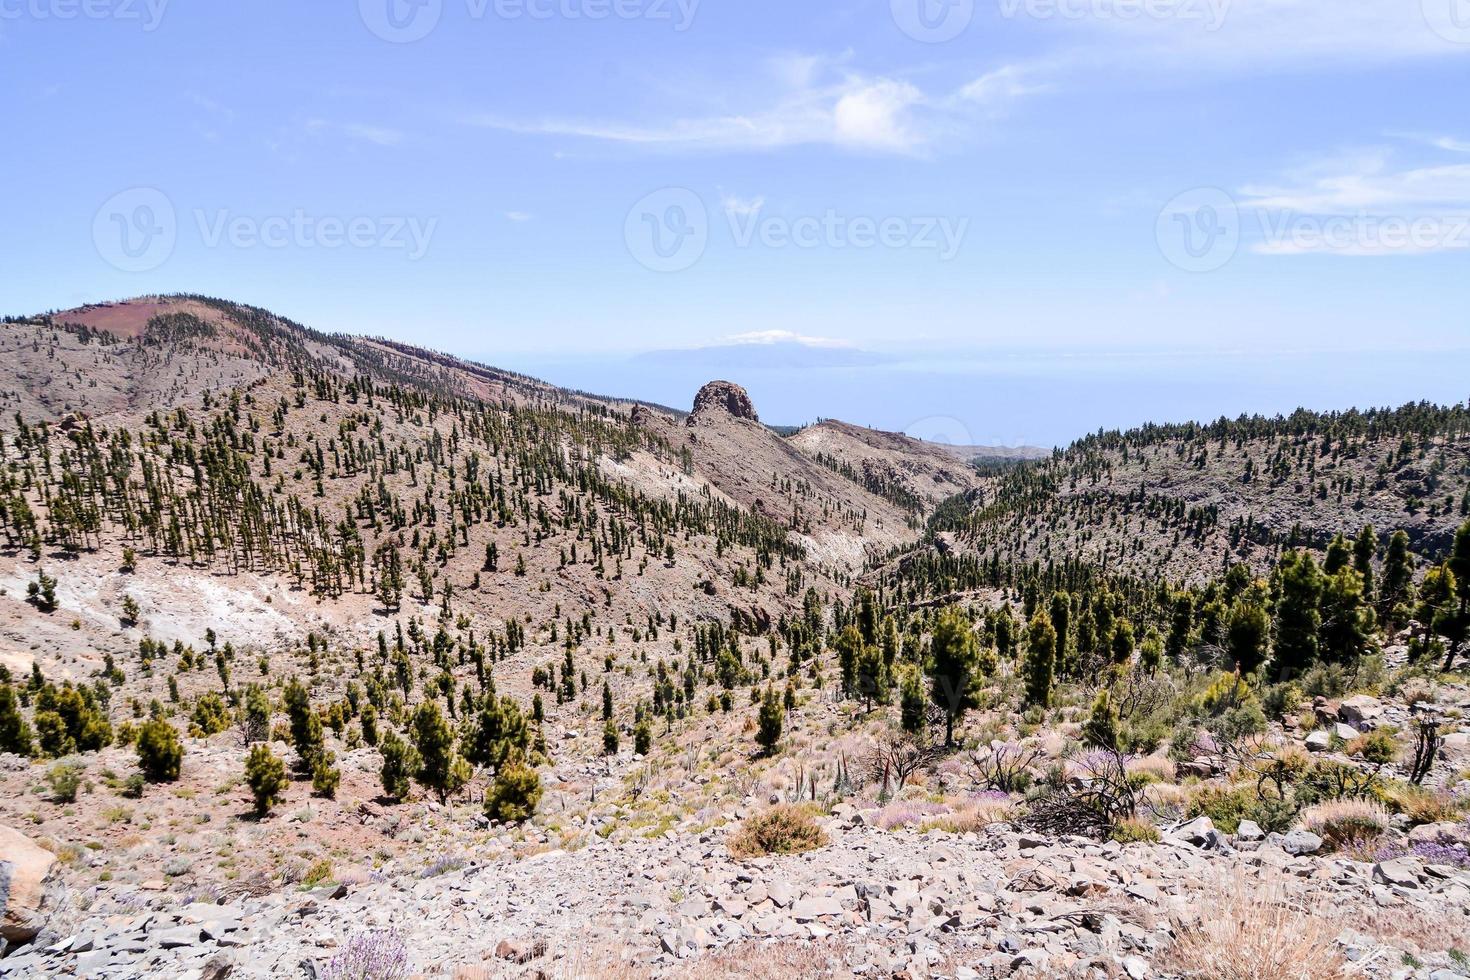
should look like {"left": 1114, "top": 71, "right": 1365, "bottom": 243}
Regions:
{"left": 1299, "top": 798, "right": 1391, "bottom": 851}
{"left": 726, "top": 804, "right": 828, "bottom": 858}
{"left": 1126, "top": 754, "right": 1176, "bottom": 783}
{"left": 1160, "top": 873, "right": 1349, "bottom": 980}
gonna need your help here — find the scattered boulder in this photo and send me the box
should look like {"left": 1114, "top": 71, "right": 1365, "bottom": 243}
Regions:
{"left": 1338, "top": 694, "right": 1383, "bottom": 729}
{"left": 1372, "top": 858, "right": 1422, "bottom": 889}
{"left": 1276, "top": 830, "right": 1323, "bottom": 856}
{"left": 0, "top": 824, "right": 63, "bottom": 945}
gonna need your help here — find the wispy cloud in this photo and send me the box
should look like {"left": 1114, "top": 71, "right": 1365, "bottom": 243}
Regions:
{"left": 341, "top": 123, "right": 405, "bottom": 147}
{"left": 1238, "top": 142, "right": 1470, "bottom": 256}
{"left": 462, "top": 56, "right": 1039, "bottom": 156}
{"left": 505, "top": 211, "right": 533, "bottom": 222}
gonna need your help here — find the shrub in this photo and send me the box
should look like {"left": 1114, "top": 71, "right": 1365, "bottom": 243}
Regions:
{"left": 136, "top": 719, "right": 183, "bottom": 783}
{"left": 311, "top": 752, "right": 341, "bottom": 799}
{"left": 873, "top": 800, "right": 947, "bottom": 831}
{"left": 920, "top": 795, "right": 1016, "bottom": 834}
{"left": 1261, "top": 681, "right": 1303, "bottom": 722}
{"left": 1345, "top": 729, "right": 1398, "bottom": 767}
{"left": 45, "top": 760, "right": 85, "bottom": 802}
{"left": 1299, "top": 799, "right": 1391, "bottom": 852}
{"left": 1380, "top": 783, "right": 1462, "bottom": 826}
{"left": 245, "top": 744, "right": 287, "bottom": 817}
{"left": 189, "top": 692, "right": 231, "bottom": 738}
{"left": 728, "top": 804, "right": 828, "bottom": 858}
{"left": 1111, "top": 817, "right": 1161, "bottom": 844}
{"left": 319, "top": 930, "right": 409, "bottom": 980}
{"left": 485, "top": 752, "right": 541, "bottom": 824}
{"left": 1186, "top": 785, "right": 1256, "bottom": 834}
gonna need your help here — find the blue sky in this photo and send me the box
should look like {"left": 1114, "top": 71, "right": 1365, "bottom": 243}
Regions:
{"left": 2, "top": 1, "right": 1468, "bottom": 441}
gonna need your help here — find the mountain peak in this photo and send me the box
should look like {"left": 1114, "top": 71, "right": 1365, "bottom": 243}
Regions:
{"left": 690, "top": 380, "right": 759, "bottom": 423}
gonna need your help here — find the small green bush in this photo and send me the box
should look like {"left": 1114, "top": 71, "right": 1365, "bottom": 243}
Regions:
{"left": 135, "top": 719, "right": 183, "bottom": 783}
{"left": 45, "top": 760, "right": 85, "bottom": 802}
{"left": 245, "top": 744, "right": 287, "bottom": 816}
{"left": 485, "top": 753, "right": 542, "bottom": 824}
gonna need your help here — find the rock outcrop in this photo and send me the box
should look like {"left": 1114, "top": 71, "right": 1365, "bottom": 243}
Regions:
{"left": 690, "top": 381, "right": 758, "bottom": 424}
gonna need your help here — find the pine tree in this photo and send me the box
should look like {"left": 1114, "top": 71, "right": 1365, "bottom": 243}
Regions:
{"left": 834, "top": 625, "right": 862, "bottom": 699}
{"left": 927, "top": 608, "right": 981, "bottom": 747}
{"left": 485, "top": 750, "right": 541, "bottom": 823}
{"left": 245, "top": 744, "right": 287, "bottom": 817}
{"left": 1110, "top": 619, "right": 1135, "bottom": 665}
{"left": 1081, "top": 689, "right": 1120, "bottom": 751}
{"left": 136, "top": 718, "right": 183, "bottom": 783}
{"left": 1048, "top": 591, "right": 1071, "bottom": 675}
{"left": 0, "top": 685, "right": 33, "bottom": 757}
{"left": 855, "top": 643, "right": 889, "bottom": 711}
{"left": 1319, "top": 567, "right": 1374, "bottom": 666}
{"left": 1379, "top": 530, "right": 1415, "bottom": 628}
{"left": 898, "top": 665, "right": 926, "bottom": 734}
{"left": 241, "top": 684, "right": 271, "bottom": 744}
{"left": 379, "top": 729, "right": 418, "bottom": 800}
{"left": 1353, "top": 525, "right": 1377, "bottom": 602}
{"left": 283, "top": 678, "right": 324, "bottom": 771}
{"left": 602, "top": 719, "right": 619, "bottom": 755}
{"left": 1225, "top": 599, "right": 1271, "bottom": 675}
{"left": 1025, "top": 611, "right": 1057, "bottom": 709}
{"left": 1272, "top": 550, "right": 1323, "bottom": 679}
{"left": 411, "top": 701, "right": 467, "bottom": 804}
{"left": 756, "top": 685, "right": 783, "bottom": 756}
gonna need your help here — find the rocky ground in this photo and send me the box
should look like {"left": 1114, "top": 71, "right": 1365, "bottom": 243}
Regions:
{"left": 9, "top": 804, "right": 1470, "bottom": 979}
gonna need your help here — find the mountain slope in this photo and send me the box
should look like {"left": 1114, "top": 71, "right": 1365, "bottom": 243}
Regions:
{"left": 927, "top": 404, "right": 1470, "bottom": 584}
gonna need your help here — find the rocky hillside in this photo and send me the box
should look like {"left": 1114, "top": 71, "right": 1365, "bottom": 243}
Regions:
{"left": 788, "top": 419, "right": 987, "bottom": 515}
{"left": 931, "top": 405, "right": 1470, "bottom": 584}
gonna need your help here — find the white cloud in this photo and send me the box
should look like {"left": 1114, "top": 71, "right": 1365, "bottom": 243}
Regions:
{"left": 722, "top": 329, "right": 853, "bottom": 348}
{"left": 832, "top": 79, "right": 925, "bottom": 151}
{"left": 505, "top": 211, "right": 533, "bottom": 222}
